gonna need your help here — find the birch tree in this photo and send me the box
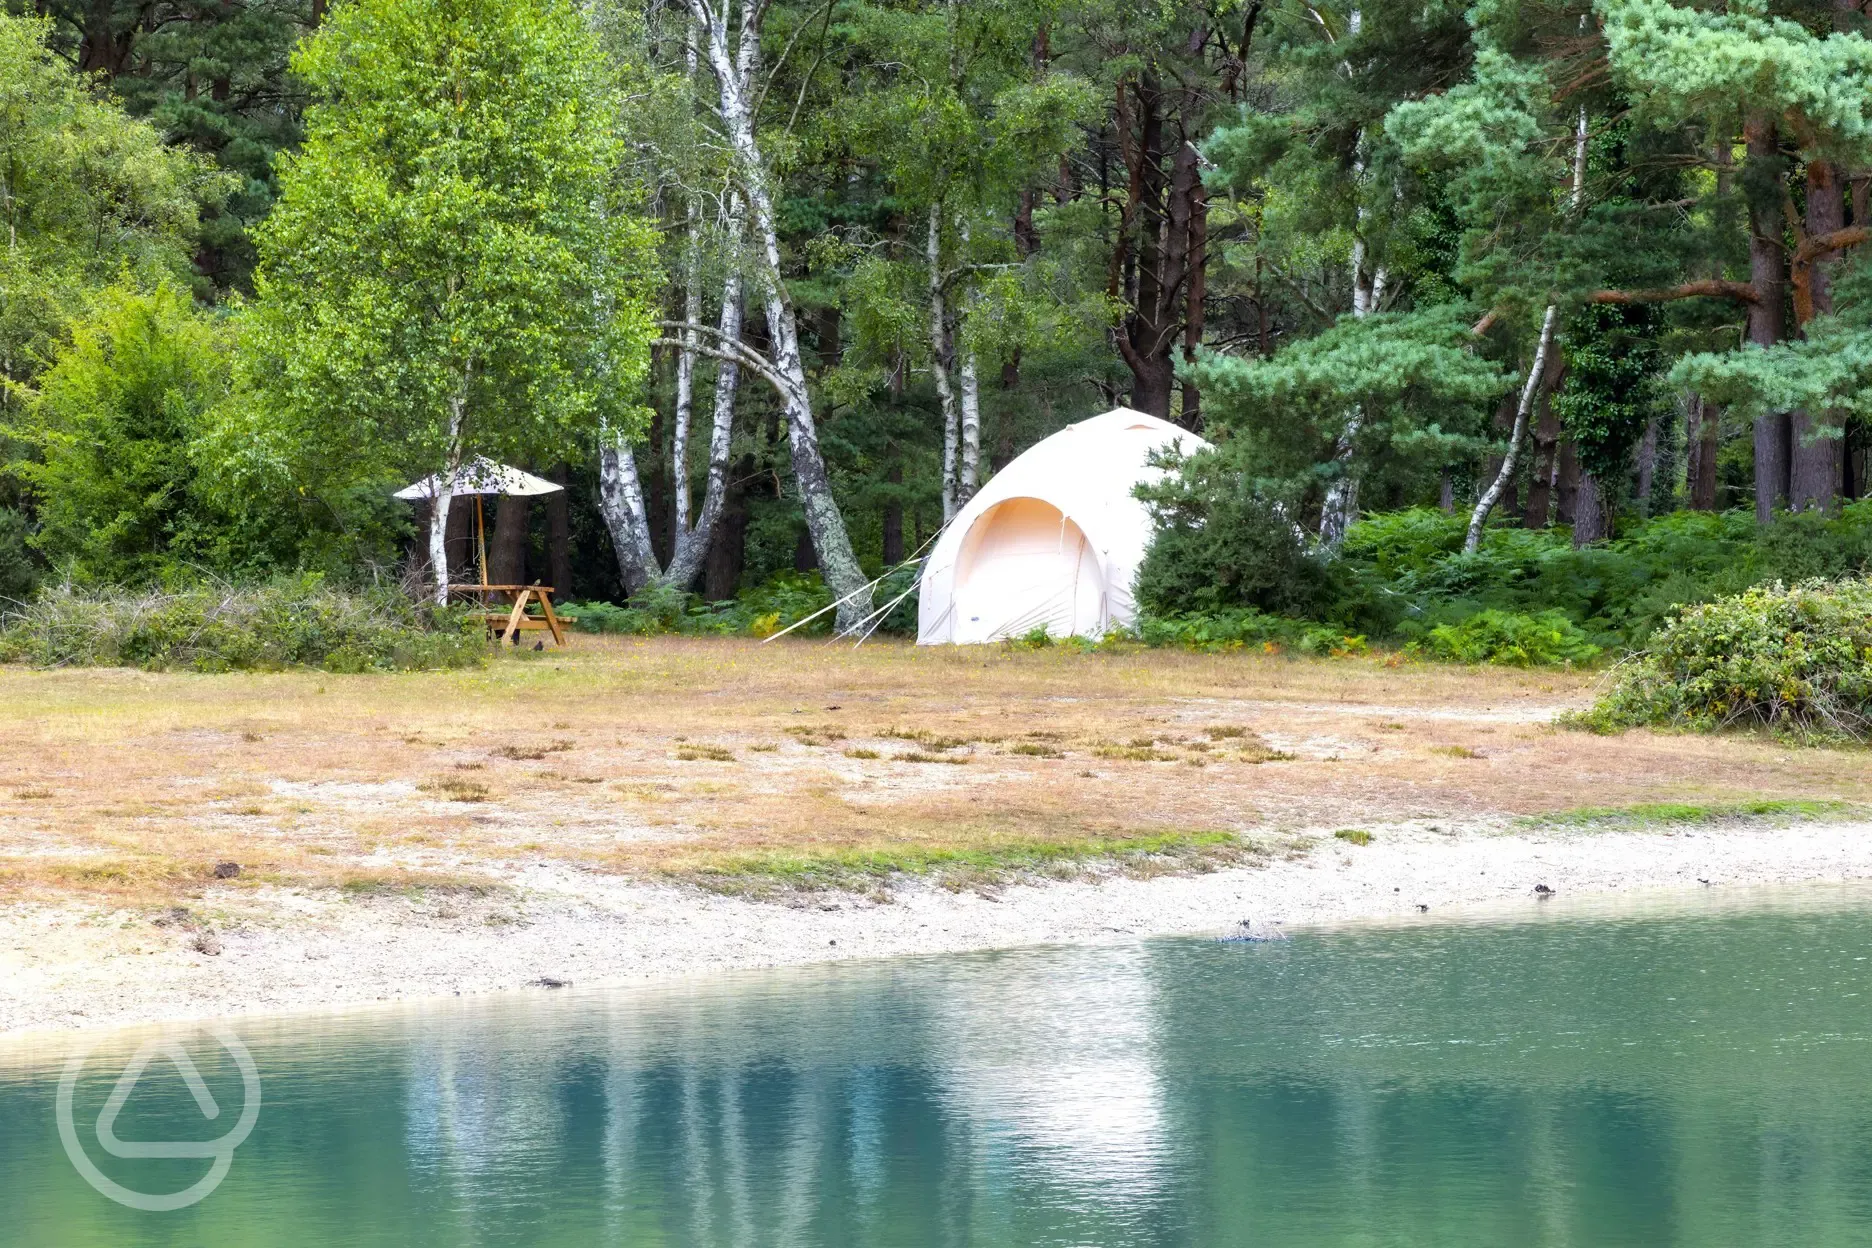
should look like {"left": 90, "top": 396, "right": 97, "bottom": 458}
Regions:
{"left": 241, "top": 0, "right": 659, "bottom": 601}
{"left": 674, "top": 0, "right": 874, "bottom": 628}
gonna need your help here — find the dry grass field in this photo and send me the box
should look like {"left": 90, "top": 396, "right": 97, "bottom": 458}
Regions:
{"left": 1, "top": 635, "right": 1866, "bottom": 907}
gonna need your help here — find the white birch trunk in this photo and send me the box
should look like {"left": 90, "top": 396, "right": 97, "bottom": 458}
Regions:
{"left": 672, "top": 238, "right": 700, "bottom": 540}
{"left": 929, "top": 206, "right": 961, "bottom": 522}
{"left": 664, "top": 210, "right": 746, "bottom": 590}
{"left": 689, "top": 0, "right": 871, "bottom": 628}
{"left": 427, "top": 393, "right": 467, "bottom": 604}
{"left": 596, "top": 422, "right": 660, "bottom": 594}
{"left": 956, "top": 219, "right": 982, "bottom": 509}
{"left": 1463, "top": 99, "right": 1590, "bottom": 552}
{"left": 1317, "top": 7, "right": 1379, "bottom": 550}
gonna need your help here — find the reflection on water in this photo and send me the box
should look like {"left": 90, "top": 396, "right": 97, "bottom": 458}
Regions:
{"left": 6, "top": 885, "right": 1872, "bottom": 1245}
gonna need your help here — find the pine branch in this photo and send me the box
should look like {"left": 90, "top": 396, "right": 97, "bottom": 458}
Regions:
{"left": 1590, "top": 280, "right": 1759, "bottom": 305}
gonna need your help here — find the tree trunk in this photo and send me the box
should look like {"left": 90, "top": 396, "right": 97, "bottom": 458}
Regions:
{"left": 1790, "top": 156, "right": 1845, "bottom": 510}
{"left": 546, "top": 463, "right": 572, "bottom": 596}
{"left": 1470, "top": 101, "right": 1585, "bottom": 547}
{"left": 1572, "top": 472, "right": 1608, "bottom": 545}
{"left": 664, "top": 239, "right": 745, "bottom": 591}
{"left": 1686, "top": 397, "right": 1720, "bottom": 511}
{"left": 598, "top": 210, "right": 745, "bottom": 595}
{"left": 1635, "top": 415, "right": 1659, "bottom": 515}
{"left": 1555, "top": 438, "right": 1581, "bottom": 526}
{"left": 882, "top": 463, "right": 904, "bottom": 566}
{"left": 1466, "top": 306, "right": 1558, "bottom": 552}
{"left": 929, "top": 206, "right": 962, "bottom": 521}
{"left": 1180, "top": 173, "right": 1207, "bottom": 431}
{"left": 489, "top": 494, "right": 528, "bottom": 585}
{"left": 957, "top": 319, "right": 982, "bottom": 510}
{"left": 704, "top": 453, "right": 753, "bottom": 601}
{"left": 428, "top": 495, "right": 457, "bottom": 598}
{"left": 1525, "top": 370, "right": 1564, "bottom": 528}
{"left": 427, "top": 398, "right": 467, "bottom": 603}
{"left": 1744, "top": 114, "right": 1790, "bottom": 521}
{"left": 596, "top": 430, "right": 660, "bottom": 596}
{"left": 1109, "top": 77, "right": 1202, "bottom": 421}
{"left": 690, "top": 0, "right": 871, "bottom": 629}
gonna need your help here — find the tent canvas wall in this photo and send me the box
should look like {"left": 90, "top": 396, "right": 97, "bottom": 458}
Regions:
{"left": 917, "top": 408, "right": 1210, "bottom": 644}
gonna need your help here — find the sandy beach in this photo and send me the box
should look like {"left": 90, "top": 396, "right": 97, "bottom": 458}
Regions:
{"left": 9, "top": 814, "right": 1872, "bottom": 1038}
{"left": 5, "top": 639, "right": 1871, "bottom": 1040}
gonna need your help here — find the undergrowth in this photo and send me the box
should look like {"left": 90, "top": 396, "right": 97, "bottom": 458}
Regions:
{"left": 0, "top": 576, "right": 483, "bottom": 672}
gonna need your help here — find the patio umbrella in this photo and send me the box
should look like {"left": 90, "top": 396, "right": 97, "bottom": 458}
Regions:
{"left": 394, "top": 457, "right": 565, "bottom": 586}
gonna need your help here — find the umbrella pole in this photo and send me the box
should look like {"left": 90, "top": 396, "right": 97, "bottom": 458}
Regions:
{"left": 476, "top": 495, "right": 489, "bottom": 588}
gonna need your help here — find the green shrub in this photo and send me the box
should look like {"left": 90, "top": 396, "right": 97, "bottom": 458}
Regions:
{"left": 1417, "top": 609, "right": 1602, "bottom": 666}
{"left": 1135, "top": 450, "right": 1338, "bottom": 617}
{"left": 1580, "top": 580, "right": 1872, "bottom": 741}
{"left": 0, "top": 576, "right": 484, "bottom": 672}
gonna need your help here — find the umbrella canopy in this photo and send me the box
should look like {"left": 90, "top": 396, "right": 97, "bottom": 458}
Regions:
{"left": 393, "top": 456, "right": 564, "bottom": 500}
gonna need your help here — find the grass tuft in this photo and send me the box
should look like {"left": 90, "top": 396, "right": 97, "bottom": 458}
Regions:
{"left": 675, "top": 745, "right": 735, "bottom": 762}
{"left": 1520, "top": 798, "right": 1861, "bottom": 830}
{"left": 669, "top": 829, "right": 1301, "bottom": 898}
{"left": 1333, "top": 827, "right": 1373, "bottom": 845}
{"left": 419, "top": 776, "right": 491, "bottom": 802}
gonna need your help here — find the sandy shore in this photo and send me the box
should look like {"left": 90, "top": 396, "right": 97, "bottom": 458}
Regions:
{"left": 7, "top": 817, "right": 1872, "bottom": 1038}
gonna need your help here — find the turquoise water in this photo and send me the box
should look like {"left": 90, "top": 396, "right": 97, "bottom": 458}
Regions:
{"left": 6, "top": 889, "right": 1872, "bottom": 1245}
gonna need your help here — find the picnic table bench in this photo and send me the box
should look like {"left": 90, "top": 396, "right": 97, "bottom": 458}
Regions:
{"left": 448, "top": 583, "right": 574, "bottom": 646}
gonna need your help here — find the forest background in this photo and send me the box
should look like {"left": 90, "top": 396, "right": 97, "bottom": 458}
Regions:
{"left": 5, "top": 0, "right": 1872, "bottom": 667}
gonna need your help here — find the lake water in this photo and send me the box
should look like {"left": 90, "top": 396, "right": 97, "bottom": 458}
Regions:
{"left": 6, "top": 887, "right": 1872, "bottom": 1245}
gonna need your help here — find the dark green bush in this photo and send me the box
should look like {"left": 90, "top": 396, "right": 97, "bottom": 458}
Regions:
{"left": 0, "top": 577, "right": 484, "bottom": 672}
{"left": 1135, "top": 451, "right": 1338, "bottom": 618}
{"left": 1580, "top": 580, "right": 1872, "bottom": 740}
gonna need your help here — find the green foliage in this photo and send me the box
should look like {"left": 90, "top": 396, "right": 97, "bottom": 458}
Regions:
{"left": 0, "top": 576, "right": 483, "bottom": 672}
{"left": 1136, "top": 501, "right": 1872, "bottom": 666}
{"left": 1553, "top": 304, "right": 1664, "bottom": 483}
{"left": 1329, "top": 503, "right": 1872, "bottom": 649}
{"left": 0, "top": 14, "right": 230, "bottom": 414}
{"left": 44, "top": 0, "right": 319, "bottom": 292}
{"left": 231, "top": 0, "right": 659, "bottom": 498}
{"left": 1135, "top": 447, "right": 1339, "bottom": 617}
{"left": 1581, "top": 580, "right": 1872, "bottom": 741}
{"left": 12, "top": 283, "right": 408, "bottom": 583}
{"left": 1134, "top": 607, "right": 1303, "bottom": 651}
{"left": 1675, "top": 259, "right": 1872, "bottom": 425}
{"left": 0, "top": 507, "right": 37, "bottom": 599}
{"left": 1186, "top": 306, "right": 1511, "bottom": 506}
{"left": 15, "top": 284, "right": 238, "bottom": 582}
{"left": 1417, "top": 608, "right": 1601, "bottom": 666}
{"left": 564, "top": 569, "right": 856, "bottom": 639}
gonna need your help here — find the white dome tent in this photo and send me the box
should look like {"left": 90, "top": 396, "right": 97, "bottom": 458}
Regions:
{"left": 917, "top": 408, "right": 1210, "bottom": 645}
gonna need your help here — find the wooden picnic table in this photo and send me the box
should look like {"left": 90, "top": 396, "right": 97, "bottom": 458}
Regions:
{"left": 447, "top": 583, "right": 573, "bottom": 647}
